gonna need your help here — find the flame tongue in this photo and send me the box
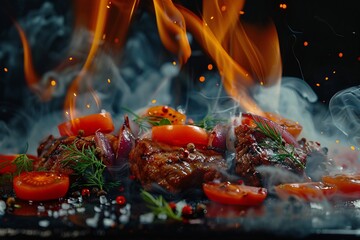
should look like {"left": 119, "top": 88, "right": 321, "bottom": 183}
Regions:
{"left": 177, "top": 0, "right": 282, "bottom": 114}
{"left": 153, "top": 0, "right": 191, "bottom": 65}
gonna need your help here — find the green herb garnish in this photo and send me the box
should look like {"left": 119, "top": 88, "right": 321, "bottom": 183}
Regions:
{"left": 253, "top": 117, "right": 305, "bottom": 169}
{"left": 13, "top": 154, "right": 34, "bottom": 175}
{"left": 194, "top": 115, "right": 228, "bottom": 131}
{"left": 61, "top": 142, "right": 119, "bottom": 190}
{"left": 140, "top": 189, "right": 182, "bottom": 221}
{"left": 0, "top": 154, "right": 33, "bottom": 175}
{"left": 122, "top": 107, "right": 171, "bottom": 133}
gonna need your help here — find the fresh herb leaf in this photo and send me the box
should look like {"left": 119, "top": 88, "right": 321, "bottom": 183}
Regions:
{"left": 253, "top": 117, "right": 305, "bottom": 169}
{"left": 140, "top": 189, "right": 182, "bottom": 221}
{"left": 122, "top": 107, "right": 171, "bottom": 132}
{"left": 13, "top": 154, "right": 34, "bottom": 175}
{"left": 195, "top": 115, "right": 228, "bottom": 131}
{"left": 61, "top": 142, "right": 119, "bottom": 190}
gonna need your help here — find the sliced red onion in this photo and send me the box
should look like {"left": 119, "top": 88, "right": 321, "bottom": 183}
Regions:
{"left": 115, "top": 115, "right": 135, "bottom": 167}
{"left": 208, "top": 124, "right": 230, "bottom": 151}
{"left": 95, "top": 131, "right": 115, "bottom": 166}
{"left": 242, "top": 113, "right": 300, "bottom": 148}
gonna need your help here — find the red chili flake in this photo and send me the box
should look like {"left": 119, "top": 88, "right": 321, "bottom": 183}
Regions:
{"left": 162, "top": 106, "right": 169, "bottom": 113}
{"left": 118, "top": 186, "right": 125, "bottom": 192}
{"left": 168, "top": 202, "right": 177, "bottom": 212}
{"left": 182, "top": 149, "right": 190, "bottom": 158}
{"left": 81, "top": 188, "right": 90, "bottom": 197}
{"left": 129, "top": 175, "right": 136, "bottom": 180}
{"left": 181, "top": 205, "right": 193, "bottom": 216}
{"left": 116, "top": 196, "right": 127, "bottom": 205}
{"left": 237, "top": 179, "right": 244, "bottom": 185}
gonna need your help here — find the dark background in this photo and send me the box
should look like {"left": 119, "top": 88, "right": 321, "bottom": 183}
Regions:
{"left": 0, "top": 0, "right": 359, "bottom": 109}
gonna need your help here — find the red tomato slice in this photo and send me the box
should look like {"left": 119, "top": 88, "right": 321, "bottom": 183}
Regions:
{"left": 58, "top": 112, "right": 114, "bottom": 137}
{"left": 0, "top": 154, "right": 39, "bottom": 174}
{"left": 152, "top": 125, "right": 209, "bottom": 147}
{"left": 13, "top": 171, "right": 70, "bottom": 201}
{"left": 275, "top": 182, "right": 337, "bottom": 201}
{"left": 144, "top": 105, "right": 186, "bottom": 125}
{"left": 322, "top": 174, "right": 360, "bottom": 198}
{"left": 203, "top": 182, "right": 267, "bottom": 206}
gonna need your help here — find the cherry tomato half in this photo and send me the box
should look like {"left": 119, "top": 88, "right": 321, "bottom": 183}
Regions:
{"left": 144, "top": 105, "right": 186, "bottom": 125}
{"left": 13, "top": 171, "right": 70, "bottom": 201}
{"left": 203, "top": 182, "right": 267, "bottom": 206}
{"left": 152, "top": 125, "right": 209, "bottom": 147}
{"left": 322, "top": 174, "right": 360, "bottom": 198}
{"left": 0, "top": 154, "right": 39, "bottom": 174}
{"left": 58, "top": 112, "right": 114, "bottom": 137}
{"left": 274, "top": 182, "right": 337, "bottom": 201}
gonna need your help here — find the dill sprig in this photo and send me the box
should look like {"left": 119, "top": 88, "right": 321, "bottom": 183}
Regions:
{"left": 123, "top": 107, "right": 228, "bottom": 132}
{"left": 122, "top": 107, "right": 171, "bottom": 132}
{"left": 13, "top": 154, "right": 34, "bottom": 175}
{"left": 0, "top": 154, "right": 33, "bottom": 176}
{"left": 61, "top": 142, "right": 119, "bottom": 190}
{"left": 140, "top": 189, "right": 182, "bottom": 221}
{"left": 253, "top": 117, "right": 305, "bottom": 169}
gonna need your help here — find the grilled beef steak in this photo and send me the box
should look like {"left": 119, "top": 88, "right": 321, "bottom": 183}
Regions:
{"left": 233, "top": 124, "right": 309, "bottom": 187}
{"left": 35, "top": 134, "right": 118, "bottom": 174}
{"left": 129, "top": 138, "right": 228, "bottom": 193}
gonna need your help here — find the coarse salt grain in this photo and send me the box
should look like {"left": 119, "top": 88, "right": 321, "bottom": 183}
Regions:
{"left": 139, "top": 212, "right": 155, "bottom": 224}
{"left": 61, "top": 203, "right": 70, "bottom": 210}
{"left": 86, "top": 213, "right": 99, "bottom": 228}
{"left": 94, "top": 206, "right": 101, "bottom": 213}
{"left": 38, "top": 220, "right": 50, "bottom": 227}
{"left": 103, "top": 218, "right": 115, "bottom": 228}
{"left": 99, "top": 195, "right": 108, "bottom": 204}
{"left": 37, "top": 205, "right": 46, "bottom": 212}
{"left": 76, "top": 207, "right": 85, "bottom": 213}
{"left": 119, "top": 215, "right": 129, "bottom": 224}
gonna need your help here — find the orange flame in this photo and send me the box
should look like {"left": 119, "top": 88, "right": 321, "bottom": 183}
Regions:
{"left": 15, "top": 0, "right": 282, "bottom": 118}
{"left": 64, "top": 0, "right": 139, "bottom": 120}
{"left": 177, "top": 0, "right": 282, "bottom": 114}
{"left": 14, "top": 22, "right": 56, "bottom": 101}
{"left": 153, "top": 0, "right": 191, "bottom": 65}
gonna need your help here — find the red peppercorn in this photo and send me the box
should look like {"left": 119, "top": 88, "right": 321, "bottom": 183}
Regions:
{"left": 81, "top": 188, "right": 90, "bottom": 197}
{"left": 237, "top": 179, "right": 244, "bottom": 185}
{"left": 116, "top": 196, "right": 126, "bottom": 205}
{"left": 162, "top": 106, "right": 169, "bottom": 113}
{"left": 168, "top": 202, "right": 177, "bottom": 212}
{"left": 181, "top": 205, "right": 193, "bottom": 216}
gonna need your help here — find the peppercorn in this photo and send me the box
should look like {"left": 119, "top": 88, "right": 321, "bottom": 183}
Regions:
{"left": 6, "top": 197, "right": 16, "bottom": 208}
{"left": 181, "top": 205, "right": 193, "bottom": 217}
{"left": 81, "top": 188, "right": 91, "bottom": 197}
{"left": 115, "top": 196, "right": 126, "bottom": 205}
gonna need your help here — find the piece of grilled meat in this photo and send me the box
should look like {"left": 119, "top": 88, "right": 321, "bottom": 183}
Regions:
{"left": 233, "top": 124, "right": 311, "bottom": 187}
{"left": 129, "top": 138, "right": 228, "bottom": 193}
{"left": 35, "top": 134, "right": 118, "bottom": 174}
